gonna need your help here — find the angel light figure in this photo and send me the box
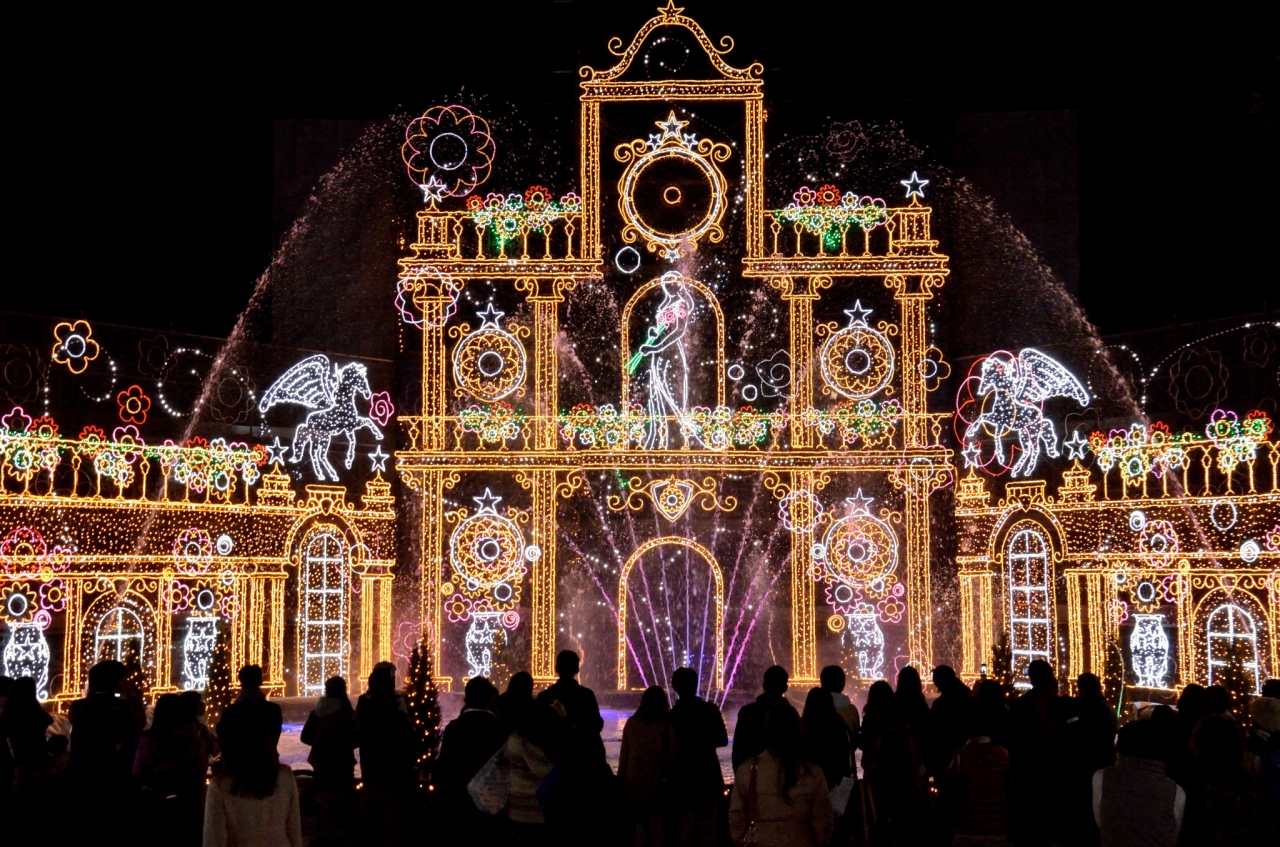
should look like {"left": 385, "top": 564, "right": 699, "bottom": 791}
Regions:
{"left": 963, "top": 348, "right": 1089, "bottom": 478}
{"left": 631, "top": 272, "right": 697, "bottom": 450}
{"left": 259, "top": 354, "right": 384, "bottom": 481}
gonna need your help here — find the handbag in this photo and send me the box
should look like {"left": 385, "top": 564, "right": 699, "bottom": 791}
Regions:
{"left": 738, "top": 759, "right": 759, "bottom": 846}
{"left": 466, "top": 747, "right": 510, "bottom": 815}
{"left": 829, "top": 775, "right": 856, "bottom": 818}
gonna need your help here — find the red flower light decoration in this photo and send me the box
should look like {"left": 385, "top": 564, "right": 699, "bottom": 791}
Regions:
{"left": 815, "top": 184, "right": 841, "bottom": 207}
{"left": 117, "top": 385, "right": 151, "bottom": 425}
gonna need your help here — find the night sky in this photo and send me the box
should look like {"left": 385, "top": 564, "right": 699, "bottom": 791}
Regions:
{"left": 12, "top": 2, "right": 1274, "bottom": 339}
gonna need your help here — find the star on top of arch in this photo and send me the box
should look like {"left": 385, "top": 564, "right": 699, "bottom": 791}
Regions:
{"left": 657, "top": 111, "right": 689, "bottom": 139}
{"left": 658, "top": 1, "right": 684, "bottom": 18}
{"left": 473, "top": 488, "right": 503, "bottom": 513}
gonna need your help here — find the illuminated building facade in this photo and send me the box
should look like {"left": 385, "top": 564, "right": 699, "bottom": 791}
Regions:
{"left": 955, "top": 427, "right": 1279, "bottom": 693}
{"left": 395, "top": 5, "right": 955, "bottom": 692}
{"left": 0, "top": 320, "right": 396, "bottom": 701}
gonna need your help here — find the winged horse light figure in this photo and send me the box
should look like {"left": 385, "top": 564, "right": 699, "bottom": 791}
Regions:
{"left": 963, "top": 349, "right": 1089, "bottom": 478}
{"left": 258, "top": 354, "right": 384, "bottom": 481}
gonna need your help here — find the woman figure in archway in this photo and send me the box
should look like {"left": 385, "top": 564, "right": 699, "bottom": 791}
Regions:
{"left": 638, "top": 272, "right": 697, "bottom": 450}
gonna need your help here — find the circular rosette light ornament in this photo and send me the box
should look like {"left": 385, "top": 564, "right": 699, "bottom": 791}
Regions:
{"left": 1138, "top": 520, "right": 1179, "bottom": 567}
{"left": 401, "top": 106, "right": 495, "bottom": 201}
{"left": 2, "top": 583, "right": 37, "bottom": 623}
{"left": 173, "top": 528, "right": 215, "bottom": 576}
{"left": 820, "top": 302, "right": 895, "bottom": 399}
{"left": 778, "top": 489, "right": 823, "bottom": 533}
{"left": 51, "top": 320, "right": 101, "bottom": 375}
{"left": 814, "top": 497, "right": 898, "bottom": 591}
{"left": 449, "top": 489, "right": 527, "bottom": 610}
{"left": 453, "top": 306, "right": 527, "bottom": 401}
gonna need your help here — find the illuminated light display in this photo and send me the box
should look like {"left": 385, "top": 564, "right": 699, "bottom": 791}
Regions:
{"left": 51, "top": 320, "right": 101, "bottom": 375}
{"left": 452, "top": 304, "right": 528, "bottom": 402}
{"left": 467, "top": 189, "right": 582, "bottom": 250}
{"left": 615, "top": 111, "right": 731, "bottom": 259}
{"left": 396, "top": 6, "right": 957, "bottom": 688}
{"left": 1130, "top": 613, "right": 1170, "bottom": 688}
{"left": 774, "top": 187, "right": 889, "bottom": 252}
{"left": 899, "top": 171, "right": 929, "bottom": 199}
{"left": 0, "top": 388, "right": 395, "bottom": 700}
{"left": 956, "top": 415, "right": 1279, "bottom": 693}
{"left": 259, "top": 355, "right": 386, "bottom": 481}
{"left": 957, "top": 348, "right": 1089, "bottom": 478}
{"left": 402, "top": 105, "right": 495, "bottom": 201}
{"left": 818, "top": 302, "right": 895, "bottom": 400}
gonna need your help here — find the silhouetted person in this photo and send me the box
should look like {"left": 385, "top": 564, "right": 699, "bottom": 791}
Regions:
{"left": 300, "top": 676, "right": 357, "bottom": 844}
{"left": 356, "top": 663, "right": 413, "bottom": 845}
{"left": 218, "top": 665, "right": 282, "bottom": 755}
{"left": 0, "top": 676, "right": 12, "bottom": 807}
{"left": 952, "top": 699, "right": 1011, "bottom": 842}
{"left": 0, "top": 677, "right": 52, "bottom": 795}
{"left": 1008, "top": 660, "right": 1059, "bottom": 847}
{"left": 1182, "top": 714, "right": 1277, "bottom": 843}
{"left": 803, "top": 687, "right": 852, "bottom": 789}
{"left": 1092, "top": 719, "right": 1184, "bottom": 847}
{"left": 821, "top": 664, "right": 860, "bottom": 737}
{"left": 1166, "top": 683, "right": 1210, "bottom": 786}
{"left": 861, "top": 726, "right": 934, "bottom": 847}
{"left": 1206, "top": 684, "right": 1235, "bottom": 719}
{"left": 972, "top": 677, "right": 1010, "bottom": 749}
{"left": 858, "top": 679, "right": 898, "bottom": 772}
{"left": 71, "top": 660, "right": 140, "bottom": 777}
{"left": 668, "top": 667, "right": 728, "bottom": 847}
{"left": 537, "top": 649, "right": 604, "bottom": 737}
{"left": 1075, "top": 672, "right": 1117, "bottom": 774}
{"left": 436, "top": 676, "right": 505, "bottom": 837}
{"left": 496, "top": 671, "right": 534, "bottom": 736}
{"left": 1247, "top": 691, "right": 1280, "bottom": 806}
{"left": 505, "top": 696, "right": 555, "bottom": 834}
{"left": 134, "top": 692, "right": 209, "bottom": 845}
{"left": 618, "top": 685, "right": 675, "bottom": 847}
{"left": 895, "top": 665, "right": 932, "bottom": 771}
{"left": 203, "top": 702, "right": 301, "bottom": 847}
{"left": 729, "top": 701, "right": 833, "bottom": 846}
{"left": 929, "top": 665, "right": 971, "bottom": 775}
{"left": 733, "top": 664, "right": 789, "bottom": 772}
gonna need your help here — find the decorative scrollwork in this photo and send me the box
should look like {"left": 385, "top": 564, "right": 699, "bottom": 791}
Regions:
{"left": 607, "top": 475, "right": 736, "bottom": 521}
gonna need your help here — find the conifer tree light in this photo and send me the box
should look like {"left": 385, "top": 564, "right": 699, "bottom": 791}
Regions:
{"left": 404, "top": 636, "right": 442, "bottom": 782}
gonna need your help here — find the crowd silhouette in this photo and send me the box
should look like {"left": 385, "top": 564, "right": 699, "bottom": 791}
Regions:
{"left": 1, "top": 652, "right": 1277, "bottom": 845}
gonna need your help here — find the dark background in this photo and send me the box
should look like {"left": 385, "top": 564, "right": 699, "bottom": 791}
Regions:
{"left": 12, "top": 2, "right": 1275, "bottom": 338}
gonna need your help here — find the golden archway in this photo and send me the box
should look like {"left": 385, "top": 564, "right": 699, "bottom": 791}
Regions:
{"left": 617, "top": 536, "right": 724, "bottom": 691}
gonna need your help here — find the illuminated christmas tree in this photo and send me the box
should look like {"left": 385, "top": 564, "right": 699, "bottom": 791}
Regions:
{"left": 989, "top": 631, "right": 1014, "bottom": 695}
{"left": 1103, "top": 637, "right": 1125, "bottom": 708}
{"left": 487, "top": 628, "right": 512, "bottom": 691}
{"left": 404, "top": 636, "right": 441, "bottom": 781}
{"left": 1216, "top": 636, "right": 1258, "bottom": 715}
{"left": 204, "top": 625, "right": 234, "bottom": 728}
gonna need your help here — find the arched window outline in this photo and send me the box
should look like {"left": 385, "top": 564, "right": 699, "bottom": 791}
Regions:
{"left": 299, "top": 529, "right": 348, "bottom": 696}
{"left": 1206, "top": 603, "right": 1261, "bottom": 695}
{"left": 95, "top": 606, "right": 144, "bottom": 664}
{"left": 1006, "top": 523, "right": 1053, "bottom": 688}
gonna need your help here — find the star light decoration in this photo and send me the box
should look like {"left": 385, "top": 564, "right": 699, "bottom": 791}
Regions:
{"left": 476, "top": 302, "right": 505, "bottom": 330}
{"left": 1064, "top": 430, "right": 1089, "bottom": 461}
{"left": 473, "top": 488, "right": 503, "bottom": 514}
{"left": 962, "top": 441, "right": 983, "bottom": 468}
{"left": 367, "top": 445, "right": 389, "bottom": 473}
{"left": 900, "top": 171, "right": 929, "bottom": 199}
{"left": 845, "top": 300, "right": 874, "bottom": 326}
{"left": 266, "top": 437, "right": 289, "bottom": 467}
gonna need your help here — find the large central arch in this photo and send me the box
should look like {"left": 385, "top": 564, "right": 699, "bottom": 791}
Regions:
{"left": 617, "top": 536, "right": 724, "bottom": 691}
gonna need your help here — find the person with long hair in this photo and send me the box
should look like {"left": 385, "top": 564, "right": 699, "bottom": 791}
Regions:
{"left": 802, "top": 687, "right": 852, "bottom": 789}
{"left": 859, "top": 680, "right": 898, "bottom": 772}
{"left": 0, "top": 677, "right": 53, "bottom": 795}
{"left": 861, "top": 727, "right": 935, "bottom": 846}
{"left": 202, "top": 709, "right": 300, "bottom": 846}
{"left": 729, "top": 701, "right": 834, "bottom": 846}
{"left": 496, "top": 671, "right": 534, "bottom": 737}
{"left": 300, "top": 676, "right": 357, "bottom": 843}
{"left": 618, "top": 685, "right": 675, "bottom": 846}
{"left": 895, "top": 665, "right": 932, "bottom": 771}
{"left": 134, "top": 693, "right": 208, "bottom": 845}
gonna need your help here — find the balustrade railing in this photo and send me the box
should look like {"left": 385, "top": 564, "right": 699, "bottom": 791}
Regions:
{"left": 411, "top": 209, "right": 585, "bottom": 262}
